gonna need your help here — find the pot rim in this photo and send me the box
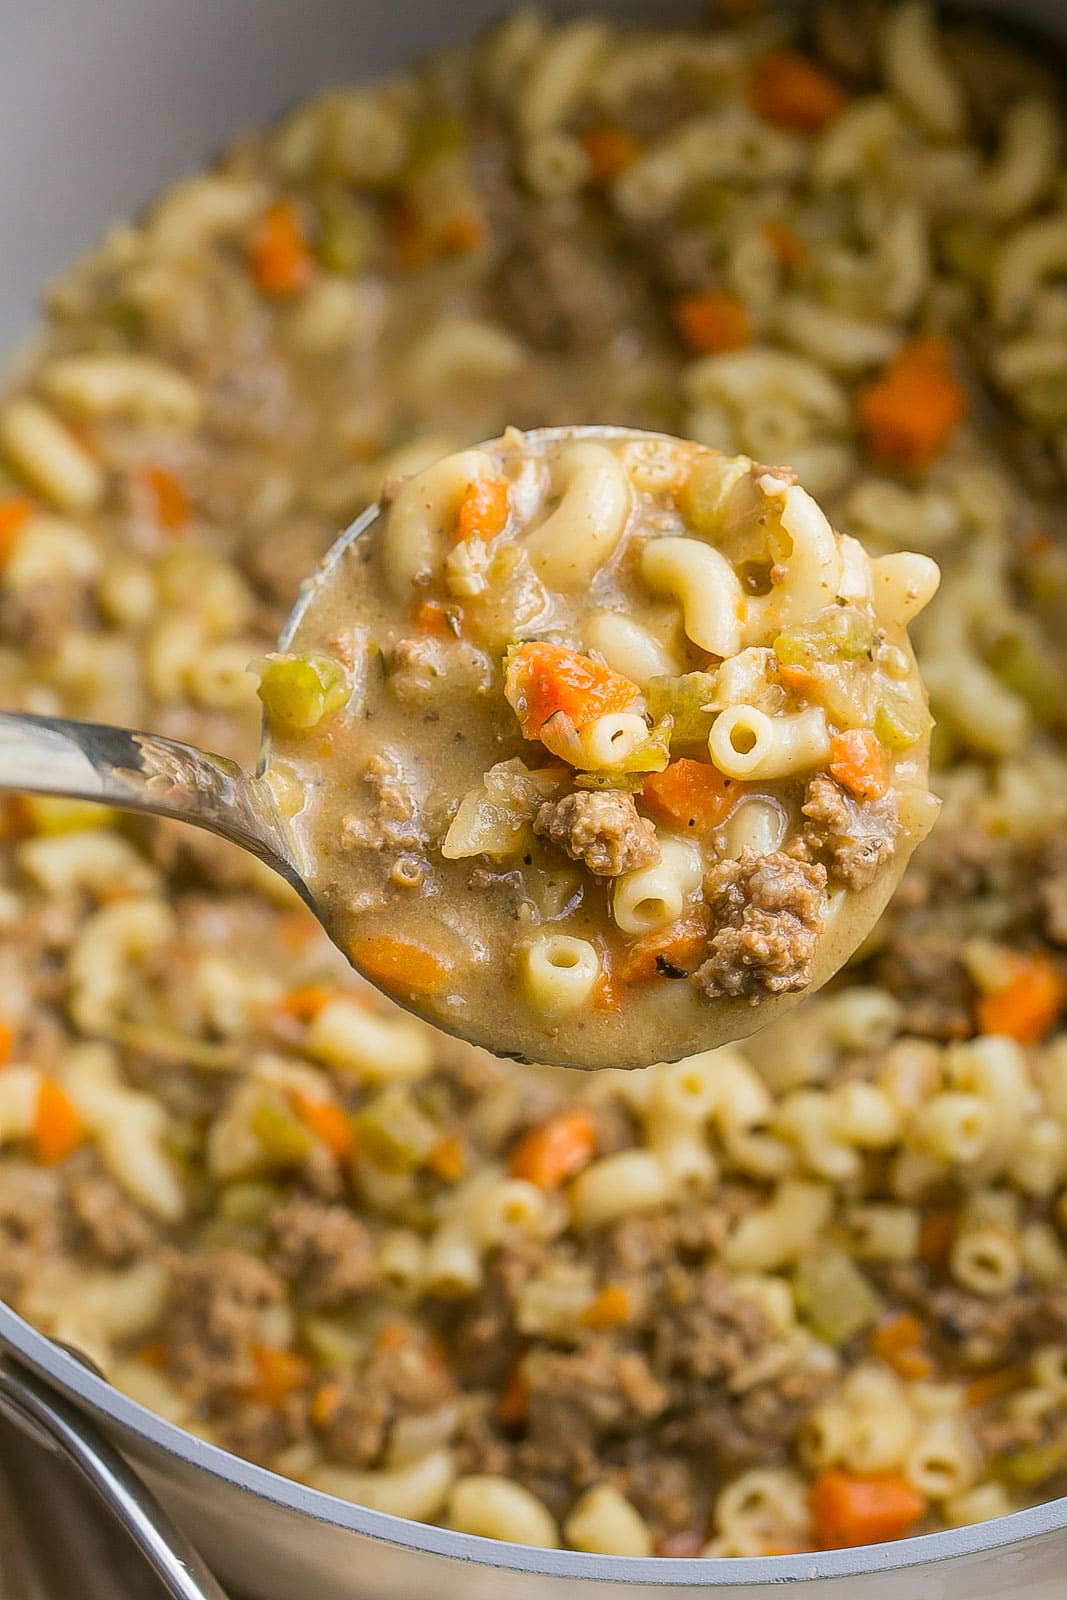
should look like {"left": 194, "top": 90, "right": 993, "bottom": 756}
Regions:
{"left": 2, "top": 1300, "right": 1063, "bottom": 1585}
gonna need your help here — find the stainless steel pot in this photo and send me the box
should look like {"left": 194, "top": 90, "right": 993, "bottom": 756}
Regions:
{"left": 2, "top": 0, "right": 1067, "bottom": 1594}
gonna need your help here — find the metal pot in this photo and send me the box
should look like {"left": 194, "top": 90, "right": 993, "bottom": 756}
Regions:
{"left": 2, "top": 1, "right": 1066, "bottom": 1594}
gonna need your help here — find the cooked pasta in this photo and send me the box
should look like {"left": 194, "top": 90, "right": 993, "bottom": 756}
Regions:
{"left": 3, "top": 0, "right": 1067, "bottom": 1569}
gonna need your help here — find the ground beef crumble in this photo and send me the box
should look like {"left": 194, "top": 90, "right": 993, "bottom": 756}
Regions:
{"left": 801, "top": 774, "right": 898, "bottom": 892}
{"left": 67, "top": 1166, "right": 158, "bottom": 1263}
{"left": 534, "top": 789, "right": 660, "bottom": 877}
{"left": 0, "top": 1164, "right": 65, "bottom": 1305}
{"left": 340, "top": 751, "right": 427, "bottom": 854}
{"left": 164, "top": 1248, "right": 284, "bottom": 1404}
{"left": 268, "top": 1194, "right": 377, "bottom": 1308}
{"left": 695, "top": 849, "right": 827, "bottom": 1000}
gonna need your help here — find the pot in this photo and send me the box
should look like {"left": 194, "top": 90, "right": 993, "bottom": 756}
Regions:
{"left": 2, "top": 1, "right": 1067, "bottom": 1595}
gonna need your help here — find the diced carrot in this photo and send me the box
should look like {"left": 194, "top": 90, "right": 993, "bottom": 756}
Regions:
{"left": 777, "top": 662, "right": 820, "bottom": 696}
{"left": 428, "top": 1134, "right": 466, "bottom": 1183}
{"left": 975, "top": 953, "right": 1067, "bottom": 1044}
{"left": 243, "top": 1344, "right": 312, "bottom": 1408}
{"left": 436, "top": 210, "right": 487, "bottom": 255}
{"left": 829, "top": 730, "right": 889, "bottom": 801}
{"left": 248, "top": 200, "right": 313, "bottom": 298}
{"left": 1026, "top": 531, "right": 1053, "bottom": 559}
{"left": 673, "top": 290, "right": 750, "bottom": 355}
{"left": 642, "top": 758, "right": 737, "bottom": 833}
{"left": 143, "top": 465, "right": 188, "bottom": 532}
{"left": 504, "top": 641, "right": 641, "bottom": 739}
{"left": 0, "top": 1020, "right": 14, "bottom": 1069}
{"left": 413, "top": 599, "right": 463, "bottom": 637}
{"left": 581, "top": 1284, "right": 632, "bottom": 1330}
{"left": 869, "top": 1312, "right": 934, "bottom": 1381}
{"left": 616, "top": 911, "right": 709, "bottom": 985}
{"left": 857, "top": 336, "right": 966, "bottom": 472}
{"left": 965, "top": 1364, "right": 1029, "bottom": 1409}
{"left": 0, "top": 497, "right": 33, "bottom": 563}
{"left": 310, "top": 1379, "right": 345, "bottom": 1429}
{"left": 593, "top": 943, "right": 621, "bottom": 1014}
{"left": 278, "top": 983, "right": 339, "bottom": 1023}
{"left": 348, "top": 934, "right": 453, "bottom": 999}
{"left": 762, "top": 219, "right": 808, "bottom": 270}
{"left": 748, "top": 49, "right": 849, "bottom": 132}
{"left": 137, "top": 1340, "right": 169, "bottom": 1371}
{"left": 291, "top": 1090, "right": 354, "bottom": 1162}
{"left": 918, "top": 1206, "right": 957, "bottom": 1269}
{"left": 809, "top": 1471, "right": 925, "bottom": 1549}
{"left": 386, "top": 199, "right": 429, "bottom": 271}
{"left": 32, "top": 1078, "right": 85, "bottom": 1166}
{"left": 508, "top": 1108, "right": 598, "bottom": 1189}
{"left": 456, "top": 475, "right": 510, "bottom": 542}
{"left": 655, "top": 1529, "right": 706, "bottom": 1559}
{"left": 497, "top": 1358, "right": 529, "bottom": 1428}
{"left": 275, "top": 909, "right": 321, "bottom": 954}
{"left": 580, "top": 122, "right": 644, "bottom": 183}
{"left": 374, "top": 1321, "right": 412, "bottom": 1355}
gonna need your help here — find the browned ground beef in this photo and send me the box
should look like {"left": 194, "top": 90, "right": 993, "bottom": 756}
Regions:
{"left": 801, "top": 775, "right": 899, "bottom": 892}
{"left": 341, "top": 751, "right": 427, "bottom": 854}
{"left": 0, "top": 1164, "right": 64, "bottom": 1303}
{"left": 695, "top": 849, "right": 827, "bottom": 999}
{"left": 164, "top": 1249, "right": 284, "bottom": 1404}
{"left": 534, "top": 789, "right": 661, "bottom": 877}
{"left": 1039, "top": 827, "right": 1067, "bottom": 945}
{"left": 316, "top": 1329, "right": 458, "bottom": 1469}
{"left": 268, "top": 1194, "right": 377, "bottom": 1308}
{"left": 875, "top": 924, "right": 975, "bottom": 1040}
{"left": 67, "top": 1165, "right": 158, "bottom": 1263}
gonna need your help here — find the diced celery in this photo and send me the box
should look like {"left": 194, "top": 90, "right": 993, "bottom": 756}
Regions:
{"left": 316, "top": 188, "right": 378, "bottom": 274}
{"left": 998, "top": 1440, "right": 1067, "bottom": 1488}
{"left": 353, "top": 1085, "right": 439, "bottom": 1173}
{"left": 793, "top": 1251, "right": 882, "bottom": 1346}
{"left": 252, "top": 1097, "right": 316, "bottom": 1164}
{"left": 22, "top": 796, "right": 117, "bottom": 834}
{"left": 1019, "top": 375, "right": 1067, "bottom": 428}
{"left": 988, "top": 632, "right": 1064, "bottom": 726}
{"left": 609, "top": 715, "right": 673, "bottom": 775}
{"left": 679, "top": 183, "right": 736, "bottom": 232}
{"left": 874, "top": 692, "right": 934, "bottom": 752}
{"left": 219, "top": 1181, "right": 280, "bottom": 1223}
{"left": 938, "top": 221, "right": 996, "bottom": 284}
{"left": 255, "top": 652, "right": 349, "bottom": 733}
{"left": 774, "top": 607, "right": 875, "bottom": 672}
{"left": 409, "top": 111, "right": 466, "bottom": 170}
{"left": 679, "top": 455, "right": 752, "bottom": 539}
{"left": 646, "top": 672, "right": 718, "bottom": 747}
{"left": 301, "top": 1315, "right": 366, "bottom": 1367}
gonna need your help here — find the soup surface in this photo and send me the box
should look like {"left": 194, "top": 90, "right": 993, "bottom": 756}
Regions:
{"left": 270, "top": 429, "right": 936, "bottom": 1066}
{"left": 3, "top": 0, "right": 1067, "bottom": 1563}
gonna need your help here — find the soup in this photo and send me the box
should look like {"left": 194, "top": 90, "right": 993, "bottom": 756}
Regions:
{"left": 2, "top": 0, "right": 1067, "bottom": 1562}
{"left": 268, "top": 429, "right": 936, "bottom": 1067}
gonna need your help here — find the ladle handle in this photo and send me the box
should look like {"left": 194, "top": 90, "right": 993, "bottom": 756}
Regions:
{"left": 0, "top": 710, "right": 307, "bottom": 901}
{"left": 0, "top": 1355, "right": 229, "bottom": 1600}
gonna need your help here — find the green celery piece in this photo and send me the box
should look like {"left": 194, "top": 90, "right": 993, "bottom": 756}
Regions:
{"left": 987, "top": 631, "right": 1064, "bottom": 726}
{"left": 219, "top": 1181, "right": 280, "bottom": 1223}
{"left": 646, "top": 672, "right": 718, "bottom": 748}
{"left": 679, "top": 454, "right": 752, "bottom": 539}
{"left": 316, "top": 189, "right": 378, "bottom": 274}
{"left": 793, "top": 1251, "right": 882, "bottom": 1346}
{"left": 774, "top": 607, "right": 875, "bottom": 672}
{"left": 998, "top": 1441, "right": 1067, "bottom": 1488}
{"left": 354, "top": 1086, "right": 439, "bottom": 1173}
{"left": 255, "top": 652, "right": 349, "bottom": 734}
{"left": 874, "top": 691, "right": 934, "bottom": 751}
{"left": 252, "top": 1098, "right": 315, "bottom": 1164}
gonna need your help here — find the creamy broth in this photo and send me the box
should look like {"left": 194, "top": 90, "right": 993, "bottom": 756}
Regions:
{"left": 267, "top": 430, "right": 937, "bottom": 1067}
